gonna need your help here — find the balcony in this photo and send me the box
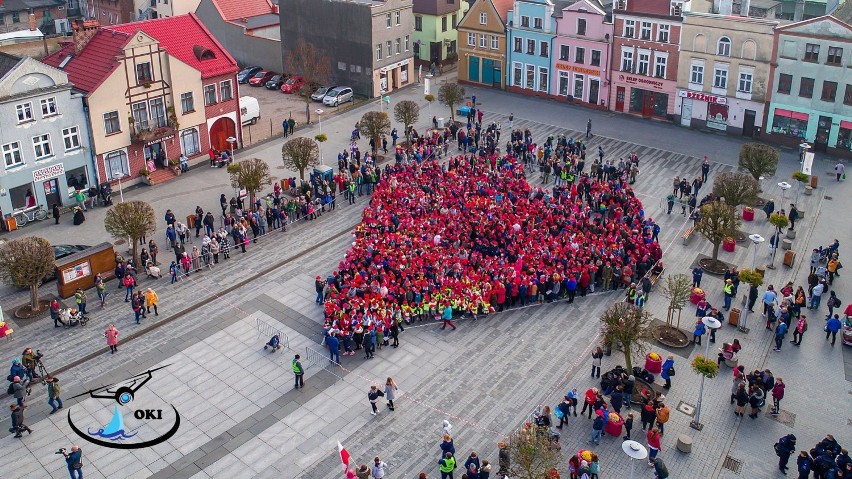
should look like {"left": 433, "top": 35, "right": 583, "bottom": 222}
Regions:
{"left": 130, "top": 119, "right": 178, "bottom": 144}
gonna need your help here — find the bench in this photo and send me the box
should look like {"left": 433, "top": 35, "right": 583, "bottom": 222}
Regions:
{"left": 649, "top": 268, "right": 665, "bottom": 286}
{"left": 682, "top": 226, "right": 695, "bottom": 245}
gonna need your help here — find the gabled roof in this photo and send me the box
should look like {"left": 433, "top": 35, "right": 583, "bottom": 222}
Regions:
{"left": 41, "top": 29, "right": 130, "bottom": 94}
{"left": 493, "top": 0, "right": 514, "bottom": 22}
{"left": 106, "top": 13, "right": 238, "bottom": 79}
{"left": 832, "top": 0, "right": 852, "bottom": 25}
{"left": 0, "top": 52, "right": 23, "bottom": 80}
{"left": 774, "top": 12, "right": 852, "bottom": 33}
{"left": 209, "top": 0, "right": 275, "bottom": 22}
{"left": 0, "top": 0, "right": 64, "bottom": 12}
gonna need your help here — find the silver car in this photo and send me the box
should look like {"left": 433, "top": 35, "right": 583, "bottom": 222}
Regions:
{"left": 311, "top": 86, "right": 335, "bottom": 102}
{"left": 323, "top": 87, "right": 353, "bottom": 106}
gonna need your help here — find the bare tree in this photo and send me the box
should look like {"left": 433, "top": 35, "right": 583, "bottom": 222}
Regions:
{"left": 393, "top": 100, "right": 420, "bottom": 135}
{"left": 696, "top": 201, "right": 741, "bottom": 261}
{"left": 507, "top": 427, "right": 562, "bottom": 479}
{"left": 281, "top": 137, "right": 319, "bottom": 181}
{"left": 104, "top": 201, "right": 157, "bottom": 264}
{"left": 713, "top": 172, "right": 760, "bottom": 208}
{"left": 599, "top": 302, "right": 655, "bottom": 370}
{"left": 438, "top": 83, "right": 465, "bottom": 123}
{"left": 739, "top": 143, "right": 779, "bottom": 182}
{"left": 358, "top": 111, "right": 391, "bottom": 155}
{"left": 662, "top": 273, "right": 692, "bottom": 329}
{"left": 227, "top": 158, "right": 273, "bottom": 204}
{"left": 0, "top": 237, "right": 55, "bottom": 310}
{"left": 285, "top": 39, "right": 331, "bottom": 125}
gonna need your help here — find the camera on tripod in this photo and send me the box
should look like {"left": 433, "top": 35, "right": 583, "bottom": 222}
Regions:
{"left": 55, "top": 448, "right": 66, "bottom": 455}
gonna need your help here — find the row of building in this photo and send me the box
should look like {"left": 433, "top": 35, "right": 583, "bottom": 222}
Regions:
{"left": 457, "top": 0, "right": 852, "bottom": 156}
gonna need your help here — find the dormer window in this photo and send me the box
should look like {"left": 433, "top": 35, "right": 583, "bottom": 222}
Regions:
{"left": 136, "top": 62, "right": 153, "bottom": 84}
{"left": 193, "top": 45, "right": 216, "bottom": 61}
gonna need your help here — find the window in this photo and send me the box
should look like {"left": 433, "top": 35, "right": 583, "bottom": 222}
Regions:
{"left": 781, "top": 40, "right": 796, "bottom": 58}
{"left": 386, "top": 41, "right": 392, "bottom": 57}
{"left": 777, "top": 73, "right": 792, "bottom": 94}
{"left": 180, "top": 92, "right": 195, "bottom": 113}
{"left": 405, "top": 35, "right": 410, "bottom": 51}
{"left": 821, "top": 81, "right": 837, "bottom": 102}
{"left": 62, "top": 126, "right": 81, "bottom": 151}
{"left": 376, "top": 44, "right": 382, "bottom": 60}
{"left": 452, "top": 14, "right": 457, "bottom": 29}
{"left": 654, "top": 55, "right": 667, "bottom": 78}
{"left": 624, "top": 20, "right": 635, "bottom": 38}
{"left": 621, "top": 50, "right": 633, "bottom": 72}
{"left": 526, "top": 64, "right": 535, "bottom": 89}
{"left": 717, "top": 37, "right": 731, "bottom": 56}
{"left": 640, "top": 22, "right": 651, "bottom": 40}
{"left": 804, "top": 43, "right": 819, "bottom": 62}
{"left": 534, "top": 18, "right": 543, "bottom": 29}
{"left": 690, "top": 63, "right": 704, "bottom": 84}
{"left": 479, "top": 12, "right": 487, "bottom": 25}
{"left": 560, "top": 45, "right": 570, "bottom": 60}
{"left": 845, "top": 84, "right": 852, "bottom": 106}
{"left": 521, "top": 16, "right": 530, "bottom": 28}
{"left": 513, "top": 62, "right": 522, "bottom": 86}
{"left": 103, "top": 111, "right": 120, "bottom": 134}
{"left": 203, "top": 84, "right": 217, "bottom": 105}
{"left": 738, "top": 71, "right": 753, "bottom": 93}
{"left": 220, "top": 80, "right": 233, "bottom": 101}
{"left": 442, "top": 16, "right": 447, "bottom": 32}
{"left": 799, "top": 77, "right": 814, "bottom": 98}
{"left": 11, "top": 12, "right": 20, "bottom": 23}
{"left": 591, "top": 50, "right": 601, "bottom": 66}
{"left": 386, "top": 13, "right": 391, "bottom": 28}
{"left": 135, "top": 62, "right": 153, "bottom": 83}
{"left": 180, "top": 128, "right": 200, "bottom": 156}
{"left": 559, "top": 71, "right": 570, "bottom": 96}
{"left": 713, "top": 65, "right": 728, "bottom": 89}
{"left": 527, "top": 39, "right": 535, "bottom": 54}
{"left": 514, "top": 37, "right": 521, "bottom": 52}
{"left": 32, "top": 134, "right": 52, "bottom": 160}
{"left": 637, "top": 52, "right": 649, "bottom": 75}
{"left": 577, "top": 18, "right": 586, "bottom": 35}
{"left": 132, "top": 101, "right": 149, "bottom": 128}
{"left": 657, "top": 24, "right": 669, "bottom": 43}
{"left": 575, "top": 47, "right": 585, "bottom": 64}
{"left": 539, "top": 67, "right": 548, "bottom": 91}
{"left": 2, "top": 142, "right": 23, "bottom": 169}
{"left": 480, "top": 34, "right": 487, "bottom": 48}
{"left": 40, "top": 97, "right": 57, "bottom": 116}
{"left": 491, "top": 35, "right": 499, "bottom": 50}
{"left": 104, "top": 150, "right": 129, "bottom": 181}
{"left": 540, "top": 41, "right": 548, "bottom": 57}
{"left": 415, "top": 16, "right": 422, "bottom": 31}
{"left": 395, "top": 11, "right": 400, "bottom": 25}
{"left": 574, "top": 74, "right": 584, "bottom": 99}
{"left": 15, "top": 102, "right": 33, "bottom": 123}
{"left": 396, "top": 38, "right": 401, "bottom": 54}
{"left": 338, "top": 61, "right": 347, "bottom": 70}
{"left": 827, "top": 47, "right": 843, "bottom": 65}
{"left": 149, "top": 97, "right": 166, "bottom": 128}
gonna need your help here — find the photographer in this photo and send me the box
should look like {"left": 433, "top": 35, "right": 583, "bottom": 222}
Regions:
{"left": 61, "top": 445, "right": 83, "bottom": 479}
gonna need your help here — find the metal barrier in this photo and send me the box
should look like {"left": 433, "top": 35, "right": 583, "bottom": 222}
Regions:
{"left": 304, "top": 344, "right": 344, "bottom": 381}
{"left": 255, "top": 318, "right": 289, "bottom": 349}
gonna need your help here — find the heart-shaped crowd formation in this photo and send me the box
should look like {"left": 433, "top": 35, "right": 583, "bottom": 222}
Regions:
{"left": 322, "top": 156, "right": 660, "bottom": 329}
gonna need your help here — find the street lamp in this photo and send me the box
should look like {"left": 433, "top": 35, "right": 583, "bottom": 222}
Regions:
{"left": 114, "top": 173, "right": 126, "bottom": 203}
{"left": 315, "top": 108, "right": 325, "bottom": 165}
{"left": 768, "top": 182, "right": 791, "bottom": 269}
{"left": 741, "top": 234, "right": 765, "bottom": 332}
{"left": 226, "top": 136, "right": 237, "bottom": 165}
{"left": 691, "top": 315, "right": 721, "bottom": 430}
{"left": 778, "top": 181, "right": 791, "bottom": 202}
{"left": 622, "top": 440, "right": 648, "bottom": 479}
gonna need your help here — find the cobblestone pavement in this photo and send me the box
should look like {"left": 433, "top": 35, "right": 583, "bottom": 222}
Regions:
{"left": 0, "top": 84, "right": 849, "bottom": 478}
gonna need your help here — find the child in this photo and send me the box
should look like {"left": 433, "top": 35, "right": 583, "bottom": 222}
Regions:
{"left": 623, "top": 412, "right": 634, "bottom": 440}
{"left": 589, "top": 454, "right": 600, "bottom": 479}
{"left": 568, "top": 455, "right": 580, "bottom": 479}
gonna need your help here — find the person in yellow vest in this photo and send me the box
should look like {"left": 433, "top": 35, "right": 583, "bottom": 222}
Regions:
{"left": 438, "top": 452, "right": 456, "bottom": 479}
{"left": 292, "top": 354, "right": 304, "bottom": 389}
{"left": 723, "top": 279, "right": 734, "bottom": 310}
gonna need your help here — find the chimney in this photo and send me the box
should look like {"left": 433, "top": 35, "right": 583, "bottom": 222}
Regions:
{"left": 740, "top": 0, "right": 750, "bottom": 16}
{"left": 28, "top": 13, "right": 37, "bottom": 31}
{"left": 794, "top": 0, "right": 805, "bottom": 21}
{"left": 72, "top": 19, "right": 100, "bottom": 54}
{"left": 719, "top": 0, "right": 733, "bottom": 15}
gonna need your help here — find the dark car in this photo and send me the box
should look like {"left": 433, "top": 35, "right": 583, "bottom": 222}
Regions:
{"left": 265, "top": 74, "right": 284, "bottom": 90}
{"left": 237, "top": 66, "right": 262, "bottom": 84}
{"left": 46, "top": 244, "right": 90, "bottom": 281}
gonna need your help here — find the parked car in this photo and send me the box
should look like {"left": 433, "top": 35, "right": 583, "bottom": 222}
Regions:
{"left": 248, "top": 70, "right": 276, "bottom": 87}
{"left": 237, "top": 66, "right": 262, "bottom": 84}
{"left": 240, "top": 96, "right": 260, "bottom": 125}
{"left": 280, "top": 76, "right": 305, "bottom": 94}
{"left": 46, "top": 244, "right": 90, "bottom": 281}
{"left": 265, "top": 74, "right": 284, "bottom": 90}
{"left": 322, "top": 86, "right": 354, "bottom": 106}
{"left": 311, "top": 86, "right": 335, "bottom": 102}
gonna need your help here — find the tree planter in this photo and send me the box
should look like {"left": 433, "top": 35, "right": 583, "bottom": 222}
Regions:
{"left": 786, "top": 229, "right": 796, "bottom": 239}
{"left": 645, "top": 353, "right": 663, "bottom": 374}
{"left": 604, "top": 413, "right": 624, "bottom": 436}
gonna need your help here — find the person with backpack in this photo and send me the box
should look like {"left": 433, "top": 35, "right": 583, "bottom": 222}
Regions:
{"left": 826, "top": 291, "right": 841, "bottom": 318}
{"left": 775, "top": 434, "right": 797, "bottom": 474}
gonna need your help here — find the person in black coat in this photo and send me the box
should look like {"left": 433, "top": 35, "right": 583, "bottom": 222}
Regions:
{"left": 796, "top": 451, "right": 813, "bottom": 479}
{"left": 72, "top": 207, "right": 85, "bottom": 226}
{"left": 52, "top": 204, "right": 60, "bottom": 224}
{"left": 776, "top": 434, "right": 797, "bottom": 475}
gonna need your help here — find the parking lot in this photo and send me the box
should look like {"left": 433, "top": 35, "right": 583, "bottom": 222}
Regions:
{"left": 237, "top": 82, "right": 361, "bottom": 146}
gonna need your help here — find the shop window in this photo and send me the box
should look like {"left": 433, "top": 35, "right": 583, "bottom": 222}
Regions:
{"left": 629, "top": 88, "right": 644, "bottom": 113}
{"left": 180, "top": 128, "right": 200, "bottom": 156}
{"left": 777, "top": 73, "right": 792, "bottom": 94}
{"left": 821, "top": 81, "right": 837, "bottom": 102}
{"left": 771, "top": 114, "right": 807, "bottom": 138}
{"left": 559, "top": 71, "right": 569, "bottom": 96}
{"left": 2, "top": 141, "right": 23, "bottom": 169}
{"left": 65, "top": 166, "right": 89, "bottom": 191}
{"left": 538, "top": 67, "right": 548, "bottom": 92}
{"left": 9, "top": 184, "right": 33, "bottom": 210}
{"left": 513, "top": 63, "right": 522, "bottom": 86}
{"left": 804, "top": 43, "right": 819, "bottom": 62}
{"left": 844, "top": 84, "right": 852, "bottom": 106}
{"left": 525, "top": 65, "right": 535, "bottom": 89}
{"left": 837, "top": 127, "right": 852, "bottom": 150}
{"left": 104, "top": 150, "right": 130, "bottom": 181}
{"left": 717, "top": 37, "right": 731, "bottom": 57}
{"left": 799, "top": 77, "right": 814, "bottom": 98}
{"left": 574, "top": 74, "right": 584, "bottom": 99}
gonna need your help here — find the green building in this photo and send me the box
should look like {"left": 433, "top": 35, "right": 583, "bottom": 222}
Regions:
{"left": 413, "top": 0, "right": 469, "bottom": 66}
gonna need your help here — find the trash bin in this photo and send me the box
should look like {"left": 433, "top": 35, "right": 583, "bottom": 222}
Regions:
{"left": 437, "top": 117, "right": 445, "bottom": 129}
{"left": 186, "top": 215, "right": 196, "bottom": 229}
{"left": 810, "top": 175, "right": 818, "bottom": 188}
{"left": 4, "top": 216, "right": 16, "bottom": 232}
{"left": 784, "top": 250, "right": 796, "bottom": 267}
{"left": 728, "top": 308, "right": 740, "bottom": 326}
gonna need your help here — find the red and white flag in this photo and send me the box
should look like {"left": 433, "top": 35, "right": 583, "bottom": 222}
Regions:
{"left": 338, "top": 441, "right": 350, "bottom": 470}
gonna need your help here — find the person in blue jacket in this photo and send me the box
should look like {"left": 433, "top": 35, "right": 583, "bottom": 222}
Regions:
{"left": 825, "top": 314, "right": 842, "bottom": 345}
{"left": 661, "top": 356, "right": 675, "bottom": 389}
{"left": 565, "top": 276, "right": 578, "bottom": 303}
{"left": 692, "top": 319, "right": 706, "bottom": 345}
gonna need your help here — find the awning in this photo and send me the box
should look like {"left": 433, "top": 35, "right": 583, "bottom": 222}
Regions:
{"left": 840, "top": 120, "right": 852, "bottom": 130}
{"left": 773, "top": 108, "right": 792, "bottom": 118}
{"left": 791, "top": 111, "right": 809, "bottom": 121}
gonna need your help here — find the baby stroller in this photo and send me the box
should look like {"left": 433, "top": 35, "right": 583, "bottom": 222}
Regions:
{"left": 145, "top": 260, "right": 162, "bottom": 278}
{"left": 58, "top": 308, "right": 89, "bottom": 328}
{"left": 264, "top": 334, "right": 282, "bottom": 352}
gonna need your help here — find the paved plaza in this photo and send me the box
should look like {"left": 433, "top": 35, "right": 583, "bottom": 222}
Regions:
{"left": 0, "top": 77, "right": 849, "bottom": 478}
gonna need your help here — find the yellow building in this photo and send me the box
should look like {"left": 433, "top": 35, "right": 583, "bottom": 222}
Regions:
{"left": 457, "top": 0, "right": 513, "bottom": 89}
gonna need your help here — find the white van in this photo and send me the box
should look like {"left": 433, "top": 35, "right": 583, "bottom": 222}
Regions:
{"left": 240, "top": 96, "right": 260, "bottom": 125}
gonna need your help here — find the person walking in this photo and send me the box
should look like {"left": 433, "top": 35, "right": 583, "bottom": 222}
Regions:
{"left": 384, "top": 377, "right": 398, "bottom": 411}
{"left": 440, "top": 302, "right": 456, "bottom": 331}
{"left": 95, "top": 274, "right": 108, "bottom": 307}
{"left": 661, "top": 355, "right": 675, "bottom": 389}
{"left": 145, "top": 288, "right": 159, "bottom": 316}
{"left": 292, "top": 354, "right": 304, "bottom": 389}
{"left": 9, "top": 404, "right": 32, "bottom": 438}
{"left": 46, "top": 376, "right": 63, "bottom": 414}
{"left": 651, "top": 457, "right": 669, "bottom": 479}
{"left": 132, "top": 292, "right": 144, "bottom": 324}
{"left": 646, "top": 427, "right": 662, "bottom": 465}
{"left": 368, "top": 384, "right": 384, "bottom": 416}
{"left": 63, "top": 445, "right": 83, "bottom": 479}
{"left": 776, "top": 434, "right": 797, "bottom": 475}
{"left": 371, "top": 456, "right": 387, "bottom": 479}
{"left": 773, "top": 320, "right": 788, "bottom": 352}
{"left": 586, "top": 119, "right": 592, "bottom": 138}
{"left": 825, "top": 314, "right": 842, "bottom": 345}
{"left": 104, "top": 324, "right": 119, "bottom": 354}
{"left": 771, "top": 378, "right": 785, "bottom": 414}
{"left": 834, "top": 161, "right": 845, "bottom": 181}
{"left": 589, "top": 412, "right": 604, "bottom": 445}
{"left": 326, "top": 332, "right": 340, "bottom": 364}
{"left": 590, "top": 347, "right": 603, "bottom": 378}
{"left": 439, "top": 452, "right": 457, "bottom": 479}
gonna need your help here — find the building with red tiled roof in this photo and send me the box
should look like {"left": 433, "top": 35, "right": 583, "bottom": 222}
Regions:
{"left": 42, "top": 15, "right": 242, "bottom": 187}
{"left": 195, "top": 0, "right": 283, "bottom": 72}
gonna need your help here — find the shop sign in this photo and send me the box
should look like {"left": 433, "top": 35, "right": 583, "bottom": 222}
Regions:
{"left": 678, "top": 90, "right": 726, "bottom": 105}
{"left": 618, "top": 74, "right": 665, "bottom": 90}
{"left": 380, "top": 59, "right": 410, "bottom": 74}
{"left": 555, "top": 63, "right": 601, "bottom": 76}
{"left": 32, "top": 163, "right": 65, "bottom": 182}
{"left": 146, "top": 134, "right": 173, "bottom": 146}
{"left": 706, "top": 103, "right": 729, "bottom": 131}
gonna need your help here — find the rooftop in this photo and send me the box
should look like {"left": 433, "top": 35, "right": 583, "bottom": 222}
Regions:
{"left": 41, "top": 29, "right": 130, "bottom": 94}
{"left": 210, "top": 0, "right": 276, "bottom": 22}
{"left": 0, "top": 52, "right": 22, "bottom": 79}
{"left": 832, "top": 0, "right": 852, "bottom": 24}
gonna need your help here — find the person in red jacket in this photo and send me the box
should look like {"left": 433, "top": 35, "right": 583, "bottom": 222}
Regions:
{"left": 646, "top": 427, "right": 662, "bottom": 465}
{"left": 581, "top": 387, "right": 598, "bottom": 419}
{"left": 579, "top": 270, "right": 591, "bottom": 297}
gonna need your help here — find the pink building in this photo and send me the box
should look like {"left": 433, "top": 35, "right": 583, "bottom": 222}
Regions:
{"left": 551, "top": 0, "right": 613, "bottom": 108}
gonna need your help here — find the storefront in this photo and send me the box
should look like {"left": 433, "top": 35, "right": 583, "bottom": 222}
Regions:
{"left": 837, "top": 120, "right": 852, "bottom": 151}
{"left": 372, "top": 59, "right": 413, "bottom": 98}
{"left": 769, "top": 108, "right": 809, "bottom": 140}
{"left": 554, "top": 63, "right": 605, "bottom": 107}
{"left": 611, "top": 74, "right": 676, "bottom": 118}
{"left": 0, "top": 161, "right": 91, "bottom": 216}
{"left": 677, "top": 90, "right": 728, "bottom": 130}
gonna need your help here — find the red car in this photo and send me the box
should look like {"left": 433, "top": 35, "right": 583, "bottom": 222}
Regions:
{"left": 248, "top": 70, "right": 276, "bottom": 87}
{"left": 280, "top": 76, "right": 305, "bottom": 94}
